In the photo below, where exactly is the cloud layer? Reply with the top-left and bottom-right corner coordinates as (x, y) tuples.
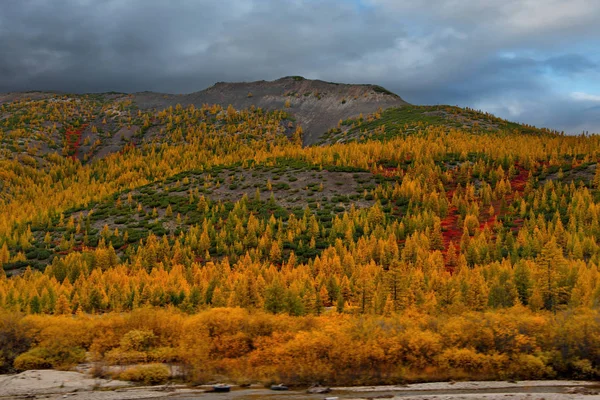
(1, 0), (599, 133)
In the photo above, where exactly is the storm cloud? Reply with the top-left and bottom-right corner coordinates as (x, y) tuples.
(1, 0), (599, 133)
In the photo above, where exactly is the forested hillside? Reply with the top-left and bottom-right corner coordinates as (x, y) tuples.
(1, 88), (600, 385)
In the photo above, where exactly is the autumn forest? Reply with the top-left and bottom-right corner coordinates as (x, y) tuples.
(1, 89), (600, 386)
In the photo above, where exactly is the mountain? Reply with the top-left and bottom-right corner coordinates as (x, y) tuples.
(130, 76), (409, 144)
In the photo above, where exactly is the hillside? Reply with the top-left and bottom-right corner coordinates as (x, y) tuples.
(0, 80), (552, 173)
(2, 79), (600, 386)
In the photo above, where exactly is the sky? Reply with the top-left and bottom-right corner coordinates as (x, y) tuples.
(1, 0), (599, 134)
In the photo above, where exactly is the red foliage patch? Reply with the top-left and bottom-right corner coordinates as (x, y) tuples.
(509, 163), (528, 194)
(440, 162), (533, 270)
(440, 206), (461, 247)
(376, 161), (537, 271)
(64, 124), (88, 160)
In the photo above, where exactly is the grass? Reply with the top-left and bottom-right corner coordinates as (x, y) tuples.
(372, 85), (397, 96)
(318, 105), (554, 145)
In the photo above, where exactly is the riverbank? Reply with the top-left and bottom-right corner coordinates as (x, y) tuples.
(1, 370), (599, 400)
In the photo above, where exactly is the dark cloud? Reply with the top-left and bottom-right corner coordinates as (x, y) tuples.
(0, 0), (599, 132)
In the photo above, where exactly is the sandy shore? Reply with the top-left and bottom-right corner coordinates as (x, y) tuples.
(1, 370), (599, 400)
(0, 370), (192, 400)
(335, 380), (600, 399)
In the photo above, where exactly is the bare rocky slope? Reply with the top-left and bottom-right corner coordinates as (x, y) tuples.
(131, 76), (409, 145)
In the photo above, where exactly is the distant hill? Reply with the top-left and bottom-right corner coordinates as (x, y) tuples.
(317, 105), (555, 145)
